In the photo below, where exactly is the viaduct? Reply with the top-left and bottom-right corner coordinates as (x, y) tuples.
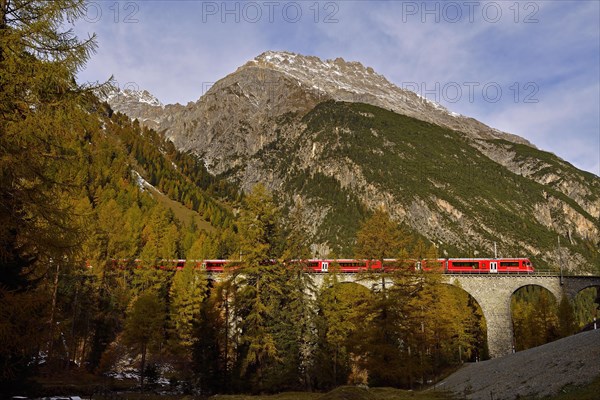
(308, 273), (600, 358)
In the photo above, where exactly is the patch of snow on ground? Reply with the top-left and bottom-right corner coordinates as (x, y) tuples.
(131, 170), (161, 194)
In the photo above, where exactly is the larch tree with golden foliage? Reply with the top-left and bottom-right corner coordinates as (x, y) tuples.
(0, 0), (105, 390)
(354, 207), (413, 386)
(122, 291), (166, 390)
(169, 263), (208, 357)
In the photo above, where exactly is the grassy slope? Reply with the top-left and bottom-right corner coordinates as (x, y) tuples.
(208, 386), (453, 400)
(147, 185), (215, 232)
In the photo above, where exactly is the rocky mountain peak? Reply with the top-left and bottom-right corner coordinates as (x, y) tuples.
(102, 87), (164, 108)
(236, 51), (532, 146)
(99, 86), (175, 131)
(250, 50), (381, 85)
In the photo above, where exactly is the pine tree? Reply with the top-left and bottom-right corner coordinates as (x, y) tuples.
(271, 201), (317, 390)
(193, 279), (232, 395)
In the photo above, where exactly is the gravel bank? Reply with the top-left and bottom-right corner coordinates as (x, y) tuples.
(434, 329), (600, 400)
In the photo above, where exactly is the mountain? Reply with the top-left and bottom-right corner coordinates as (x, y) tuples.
(105, 51), (600, 273)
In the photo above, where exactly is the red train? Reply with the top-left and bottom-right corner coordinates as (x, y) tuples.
(300, 258), (534, 274)
(128, 257), (534, 274)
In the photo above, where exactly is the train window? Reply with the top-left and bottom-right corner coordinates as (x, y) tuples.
(340, 262), (362, 267)
(453, 261), (479, 268)
(500, 262), (520, 267)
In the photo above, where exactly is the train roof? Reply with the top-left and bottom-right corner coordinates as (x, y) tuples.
(446, 258), (530, 260)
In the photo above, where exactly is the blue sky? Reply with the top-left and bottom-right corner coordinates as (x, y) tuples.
(74, 1), (600, 176)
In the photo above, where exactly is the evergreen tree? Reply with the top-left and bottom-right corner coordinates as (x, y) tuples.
(557, 296), (577, 338)
(354, 207), (413, 386)
(193, 279), (233, 395)
(122, 291), (166, 390)
(169, 263), (208, 355)
(269, 201), (317, 390)
(232, 184), (284, 392)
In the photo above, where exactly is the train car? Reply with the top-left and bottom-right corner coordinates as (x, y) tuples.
(417, 258), (447, 272)
(338, 259), (371, 272)
(304, 259), (361, 272)
(202, 259), (230, 272)
(446, 258), (534, 273)
(446, 258), (484, 273)
(305, 259), (379, 272)
(496, 258), (534, 273)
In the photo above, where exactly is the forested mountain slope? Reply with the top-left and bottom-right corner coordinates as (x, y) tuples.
(106, 52), (600, 273)
(79, 105), (239, 266)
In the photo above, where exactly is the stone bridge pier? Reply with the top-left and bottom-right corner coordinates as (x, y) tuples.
(443, 275), (564, 358)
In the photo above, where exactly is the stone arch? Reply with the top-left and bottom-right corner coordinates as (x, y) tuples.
(309, 273), (385, 292)
(570, 284), (600, 329)
(446, 279), (510, 358)
(510, 283), (561, 303)
(443, 275), (564, 358)
(562, 277), (600, 300)
(510, 284), (561, 351)
(440, 282), (489, 361)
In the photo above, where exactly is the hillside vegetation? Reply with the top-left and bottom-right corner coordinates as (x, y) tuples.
(246, 101), (599, 272)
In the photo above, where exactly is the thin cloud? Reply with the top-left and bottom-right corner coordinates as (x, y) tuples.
(74, 0), (599, 176)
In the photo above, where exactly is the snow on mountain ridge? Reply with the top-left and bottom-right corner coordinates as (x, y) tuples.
(98, 86), (164, 109)
(250, 50), (454, 116)
(242, 51), (531, 145)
